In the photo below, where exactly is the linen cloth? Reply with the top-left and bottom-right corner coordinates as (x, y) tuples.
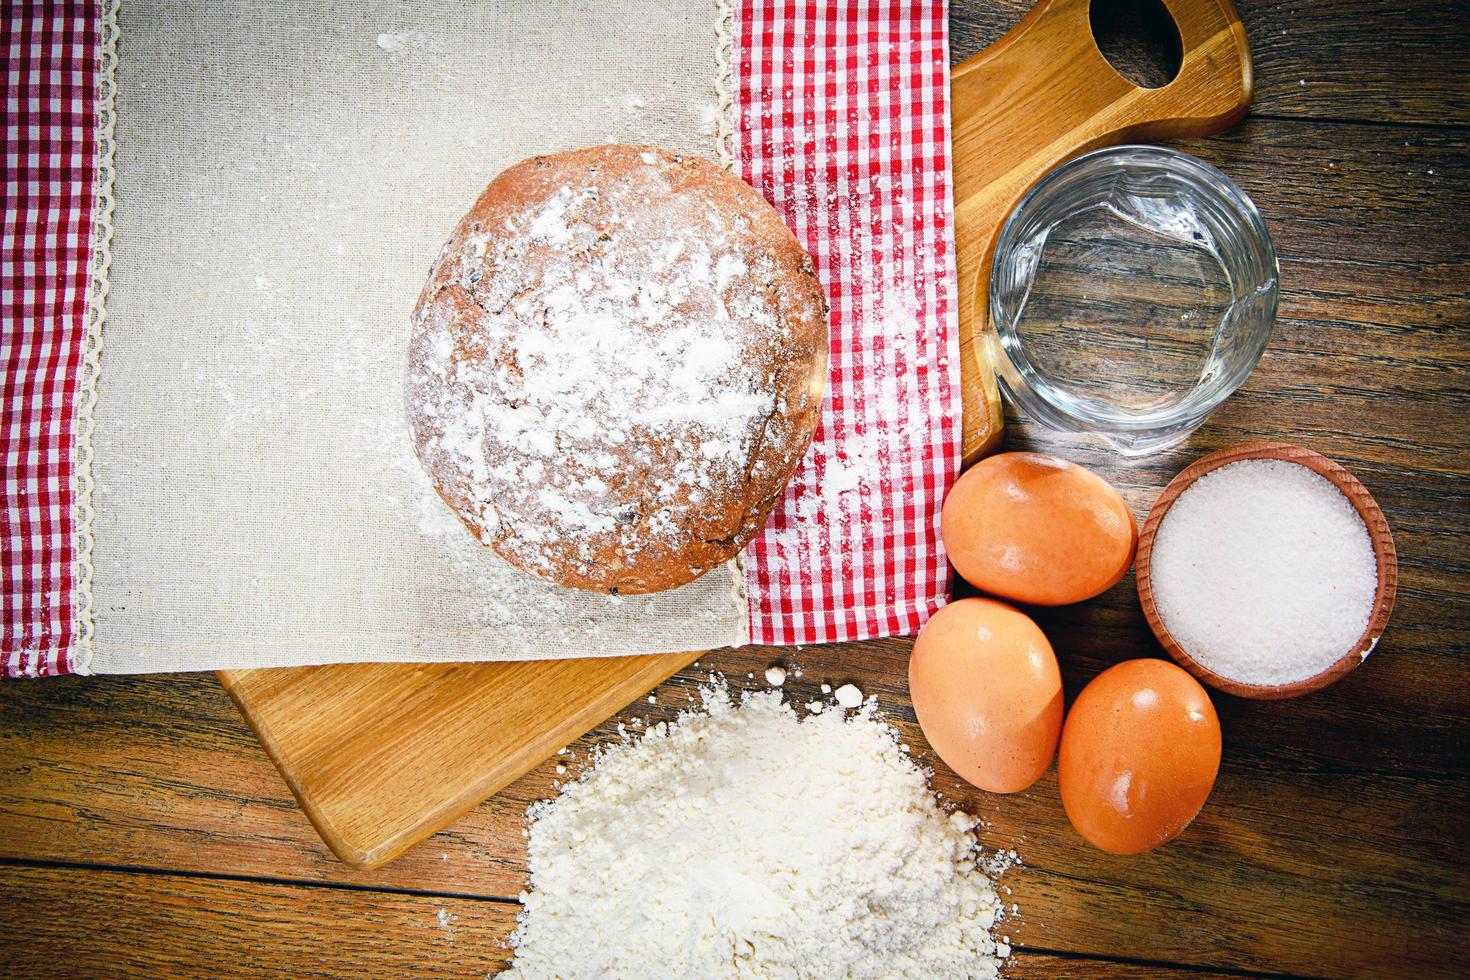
(1, 0), (962, 676)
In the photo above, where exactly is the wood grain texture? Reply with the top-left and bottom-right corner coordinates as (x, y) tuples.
(953, 0), (1470, 126)
(219, 651), (699, 868)
(6, 636), (1468, 976)
(0, 671), (542, 892)
(0, 865), (519, 978)
(0, 866), (1226, 980)
(1, 2), (1467, 976)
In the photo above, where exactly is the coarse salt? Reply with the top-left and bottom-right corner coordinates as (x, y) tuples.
(1149, 459), (1378, 686)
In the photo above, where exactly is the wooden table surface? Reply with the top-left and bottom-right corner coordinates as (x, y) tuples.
(4, 2), (1468, 977)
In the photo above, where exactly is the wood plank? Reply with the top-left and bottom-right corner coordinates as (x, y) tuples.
(219, 651), (699, 868)
(0, 864), (1242, 978)
(0, 865), (518, 978)
(952, 1), (1470, 126)
(1240, 1), (1470, 126)
(4, 633), (1468, 976)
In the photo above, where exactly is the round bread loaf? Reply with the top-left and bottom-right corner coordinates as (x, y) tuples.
(406, 145), (829, 594)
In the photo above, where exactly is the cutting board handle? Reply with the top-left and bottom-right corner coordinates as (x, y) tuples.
(951, 0), (1252, 462)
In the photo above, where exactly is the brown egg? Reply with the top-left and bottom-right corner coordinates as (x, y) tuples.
(941, 452), (1138, 605)
(909, 598), (1064, 793)
(1058, 659), (1222, 854)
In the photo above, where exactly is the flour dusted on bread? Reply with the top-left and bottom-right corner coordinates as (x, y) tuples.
(406, 146), (828, 593)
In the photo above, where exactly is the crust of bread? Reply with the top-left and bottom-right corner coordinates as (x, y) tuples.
(406, 145), (828, 594)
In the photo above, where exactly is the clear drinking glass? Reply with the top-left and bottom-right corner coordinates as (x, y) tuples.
(987, 146), (1279, 456)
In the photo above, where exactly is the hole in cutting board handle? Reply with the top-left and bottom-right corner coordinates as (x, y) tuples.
(1089, 0), (1184, 90)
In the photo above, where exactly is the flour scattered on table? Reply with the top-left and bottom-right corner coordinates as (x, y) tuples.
(435, 907), (458, 943)
(503, 682), (1010, 978)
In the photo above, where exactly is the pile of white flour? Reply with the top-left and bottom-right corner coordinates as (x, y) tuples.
(503, 684), (1010, 978)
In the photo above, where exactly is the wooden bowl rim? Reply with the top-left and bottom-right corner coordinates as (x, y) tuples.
(1135, 441), (1398, 700)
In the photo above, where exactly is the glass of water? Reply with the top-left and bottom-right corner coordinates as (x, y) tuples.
(987, 146), (1279, 456)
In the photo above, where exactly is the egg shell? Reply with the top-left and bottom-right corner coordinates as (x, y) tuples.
(942, 452), (1138, 606)
(1058, 658), (1222, 854)
(909, 598), (1064, 794)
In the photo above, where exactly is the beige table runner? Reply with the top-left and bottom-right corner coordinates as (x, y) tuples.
(86, 0), (747, 673)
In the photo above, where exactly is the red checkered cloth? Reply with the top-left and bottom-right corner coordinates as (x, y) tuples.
(740, 1), (962, 644)
(1, 1), (962, 674)
(1, 4), (98, 678)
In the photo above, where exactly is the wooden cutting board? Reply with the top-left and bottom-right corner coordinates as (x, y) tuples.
(220, 0), (1251, 870)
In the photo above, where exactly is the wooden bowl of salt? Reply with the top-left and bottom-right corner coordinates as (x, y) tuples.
(1136, 442), (1397, 700)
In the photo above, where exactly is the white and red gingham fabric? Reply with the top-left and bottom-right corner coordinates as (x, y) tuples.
(740, 1), (963, 645)
(1, 5), (98, 678)
(1, 1), (962, 674)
